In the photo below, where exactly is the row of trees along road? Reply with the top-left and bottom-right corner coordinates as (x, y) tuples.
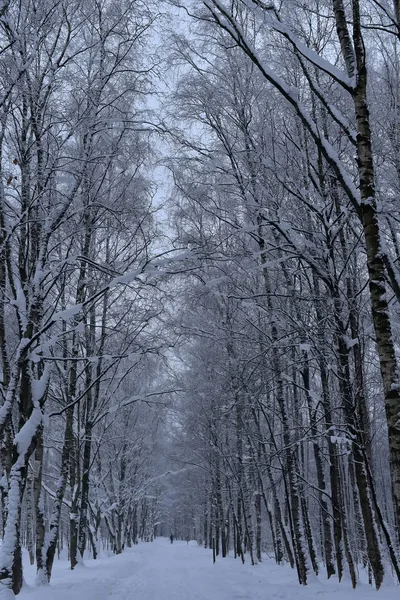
(4, 0), (400, 596)
(0, 0), (179, 596)
(161, 0), (400, 591)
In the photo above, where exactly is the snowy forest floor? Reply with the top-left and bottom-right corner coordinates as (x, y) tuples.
(16, 539), (399, 600)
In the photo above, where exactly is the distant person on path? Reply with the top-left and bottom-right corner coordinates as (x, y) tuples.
(170, 533), (174, 544)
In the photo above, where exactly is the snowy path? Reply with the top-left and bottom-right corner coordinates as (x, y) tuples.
(20, 538), (398, 600)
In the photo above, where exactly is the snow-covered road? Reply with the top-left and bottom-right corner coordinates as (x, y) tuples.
(19, 538), (399, 600)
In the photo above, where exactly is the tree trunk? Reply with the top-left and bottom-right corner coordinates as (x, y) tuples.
(69, 435), (80, 570)
(0, 429), (38, 594)
(255, 491), (262, 562)
(25, 466), (35, 566)
(77, 420), (92, 560)
(335, 302), (384, 588)
(41, 405), (74, 582)
(34, 430), (46, 582)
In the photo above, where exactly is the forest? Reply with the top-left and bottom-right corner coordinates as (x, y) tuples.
(1, 0), (400, 596)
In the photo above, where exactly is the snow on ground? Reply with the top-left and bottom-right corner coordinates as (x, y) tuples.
(17, 539), (399, 600)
